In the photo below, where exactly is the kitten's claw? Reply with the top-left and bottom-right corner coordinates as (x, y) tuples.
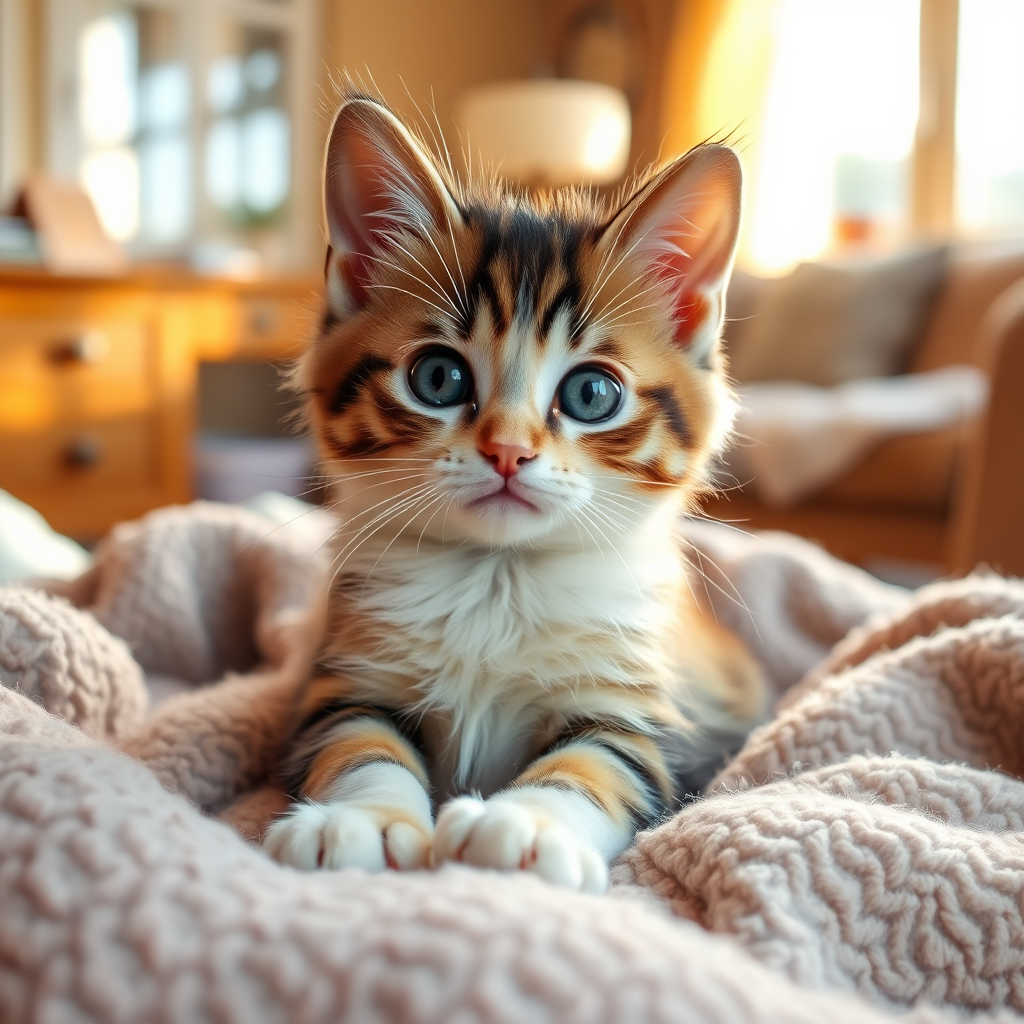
(263, 802), (431, 872)
(433, 796), (609, 893)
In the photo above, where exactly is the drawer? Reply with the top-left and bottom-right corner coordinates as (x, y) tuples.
(0, 317), (153, 432)
(0, 414), (157, 491)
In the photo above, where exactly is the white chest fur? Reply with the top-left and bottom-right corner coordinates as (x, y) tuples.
(327, 533), (684, 794)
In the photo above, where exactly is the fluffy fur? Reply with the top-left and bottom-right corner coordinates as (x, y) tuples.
(264, 90), (765, 892)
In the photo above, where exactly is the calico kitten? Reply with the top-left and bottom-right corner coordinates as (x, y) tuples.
(263, 91), (765, 892)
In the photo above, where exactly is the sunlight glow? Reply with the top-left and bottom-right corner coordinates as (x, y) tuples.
(748, 0), (920, 273)
(956, 0), (1024, 230)
(81, 148), (140, 241)
(79, 13), (136, 148)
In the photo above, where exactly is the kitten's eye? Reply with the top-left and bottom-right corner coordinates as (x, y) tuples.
(409, 349), (473, 407)
(558, 366), (622, 423)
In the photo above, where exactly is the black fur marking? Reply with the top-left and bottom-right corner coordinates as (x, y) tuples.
(640, 386), (691, 446)
(321, 307), (342, 334)
(540, 725), (670, 826)
(589, 738), (671, 811)
(328, 354), (393, 414)
(541, 277), (582, 339)
(329, 429), (394, 460)
(592, 338), (623, 360)
(376, 393), (433, 437)
(416, 319), (449, 339)
(477, 266), (507, 337)
(297, 699), (392, 737)
(297, 696), (425, 751)
(282, 698), (427, 798)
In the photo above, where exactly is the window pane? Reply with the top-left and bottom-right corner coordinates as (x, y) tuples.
(79, 12), (137, 148)
(242, 108), (290, 213)
(956, 0), (1024, 231)
(78, 5), (190, 247)
(141, 133), (190, 242)
(81, 148), (139, 241)
(206, 118), (243, 209)
(747, 0), (920, 272)
(204, 21), (291, 226)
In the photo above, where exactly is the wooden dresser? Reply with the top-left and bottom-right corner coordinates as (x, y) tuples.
(0, 268), (320, 540)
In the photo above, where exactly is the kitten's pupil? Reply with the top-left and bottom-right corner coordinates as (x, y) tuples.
(431, 365), (447, 391)
(582, 380), (606, 405)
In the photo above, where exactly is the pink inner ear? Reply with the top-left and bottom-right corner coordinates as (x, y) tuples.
(649, 248), (716, 349)
(327, 132), (398, 305)
(671, 290), (711, 348)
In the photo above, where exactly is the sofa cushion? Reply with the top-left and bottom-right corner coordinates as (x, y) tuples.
(817, 424), (964, 514)
(911, 239), (1024, 371)
(729, 246), (949, 386)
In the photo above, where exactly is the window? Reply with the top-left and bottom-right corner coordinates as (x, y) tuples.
(47, 0), (318, 270)
(747, 0), (920, 272)
(680, 0), (1024, 274)
(955, 0), (1024, 233)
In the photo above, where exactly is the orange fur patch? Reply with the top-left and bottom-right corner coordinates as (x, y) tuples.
(303, 719), (428, 799)
(517, 744), (648, 828)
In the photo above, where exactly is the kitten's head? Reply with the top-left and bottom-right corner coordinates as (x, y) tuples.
(298, 91), (742, 549)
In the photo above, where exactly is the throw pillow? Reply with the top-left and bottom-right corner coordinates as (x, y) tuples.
(729, 245), (950, 386)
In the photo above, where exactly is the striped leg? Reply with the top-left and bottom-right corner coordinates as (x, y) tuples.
(264, 681), (433, 872)
(433, 727), (671, 893)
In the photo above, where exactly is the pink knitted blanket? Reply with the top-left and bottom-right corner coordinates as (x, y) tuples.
(2, 501), (1022, 1023)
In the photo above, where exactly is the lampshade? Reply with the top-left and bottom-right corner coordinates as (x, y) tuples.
(454, 80), (631, 188)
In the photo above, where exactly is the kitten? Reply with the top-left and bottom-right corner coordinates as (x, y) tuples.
(263, 91), (765, 892)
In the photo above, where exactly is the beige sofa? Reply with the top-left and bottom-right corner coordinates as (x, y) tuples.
(704, 241), (1024, 577)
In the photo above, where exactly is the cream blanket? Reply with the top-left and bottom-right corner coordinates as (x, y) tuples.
(2, 501), (1023, 1023)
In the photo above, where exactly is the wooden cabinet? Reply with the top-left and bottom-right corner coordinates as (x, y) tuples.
(0, 268), (320, 539)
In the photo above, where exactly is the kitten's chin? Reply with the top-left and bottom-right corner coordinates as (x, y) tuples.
(440, 496), (559, 548)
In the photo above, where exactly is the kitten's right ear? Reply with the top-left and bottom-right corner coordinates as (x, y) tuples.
(323, 96), (462, 319)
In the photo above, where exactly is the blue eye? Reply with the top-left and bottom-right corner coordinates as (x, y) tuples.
(409, 349), (473, 407)
(558, 366), (622, 422)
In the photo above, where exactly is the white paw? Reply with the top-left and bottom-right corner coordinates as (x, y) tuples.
(263, 801), (432, 872)
(433, 796), (609, 893)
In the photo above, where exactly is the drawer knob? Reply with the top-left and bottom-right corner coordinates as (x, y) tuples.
(65, 436), (103, 469)
(54, 330), (110, 365)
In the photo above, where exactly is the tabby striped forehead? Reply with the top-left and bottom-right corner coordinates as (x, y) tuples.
(455, 203), (594, 341)
(306, 192), (728, 491)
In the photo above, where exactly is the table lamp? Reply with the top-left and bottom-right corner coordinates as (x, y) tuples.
(454, 79), (631, 189)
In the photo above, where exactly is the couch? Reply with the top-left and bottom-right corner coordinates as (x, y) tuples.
(703, 240), (1024, 577)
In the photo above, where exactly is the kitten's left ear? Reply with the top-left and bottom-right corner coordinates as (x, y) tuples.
(601, 144), (742, 362)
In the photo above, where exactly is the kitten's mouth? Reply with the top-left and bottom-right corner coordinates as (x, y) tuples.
(468, 482), (540, 514)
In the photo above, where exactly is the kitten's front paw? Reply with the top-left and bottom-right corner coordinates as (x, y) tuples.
(433, 797), (609, 893)
(263, 801), (431, 872)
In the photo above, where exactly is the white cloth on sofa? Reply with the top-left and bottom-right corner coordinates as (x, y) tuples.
(728, 365), (989, 507)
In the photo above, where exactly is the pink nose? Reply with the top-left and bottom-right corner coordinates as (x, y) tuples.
(479, 440), (536, 478)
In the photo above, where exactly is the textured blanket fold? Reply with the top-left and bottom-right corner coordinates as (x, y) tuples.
(2, 500), (1023, 1023)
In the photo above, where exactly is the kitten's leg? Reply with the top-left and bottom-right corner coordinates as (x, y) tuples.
(264, 690), (432, 872)
(433, 728), (669, 893)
